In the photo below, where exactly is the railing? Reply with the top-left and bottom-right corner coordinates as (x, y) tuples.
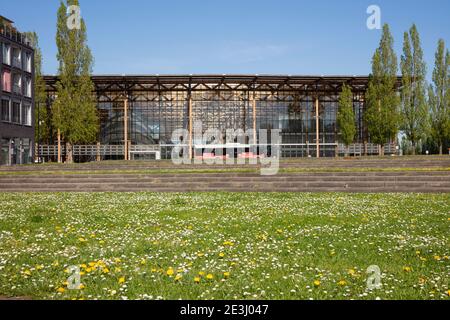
(337, 143), (397, 156)
(0, 25), (31, 46)
(37, 143), (398, 160)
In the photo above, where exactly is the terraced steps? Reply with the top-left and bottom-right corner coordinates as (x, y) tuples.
(0, 171), (449, 193)
(0, 158), (448, 193)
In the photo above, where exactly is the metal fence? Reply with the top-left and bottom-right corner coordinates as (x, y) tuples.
(38, 143), (398, 162)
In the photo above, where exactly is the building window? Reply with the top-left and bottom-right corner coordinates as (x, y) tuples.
(12, 73), (21, 95)
(2, 70), (11, 92)
(23, 104), (31, 126)
(12, 101), (20, 124)
(1, 99), (10, 122)
(24, 77), (31, 97)
(12, 47), (21, 69)
(25, 52), (32, 72)
(2, 43), (11, 65)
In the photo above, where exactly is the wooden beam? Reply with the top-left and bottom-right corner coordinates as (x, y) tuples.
(315, 96), (320, 158)
(252, 94), (257, 145)
(124, 98), (128, 161)
(188, 95), (193, 160)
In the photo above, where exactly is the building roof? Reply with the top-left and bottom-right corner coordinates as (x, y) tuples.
(0, 15), (14, 25)
(44, 74), (402, 94)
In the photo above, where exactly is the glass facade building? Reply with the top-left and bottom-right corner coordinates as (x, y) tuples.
(44, 75), (399, 159)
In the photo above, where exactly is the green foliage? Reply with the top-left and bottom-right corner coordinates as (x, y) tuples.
(428, 39), (450, 154)
(337, 84), (356, 148)
(400, 25), (428, 154)
(53, 0), (98, 148)
(365, 24), (400, 148)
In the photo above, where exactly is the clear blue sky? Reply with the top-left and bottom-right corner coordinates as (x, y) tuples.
(2, 0), (449, 77)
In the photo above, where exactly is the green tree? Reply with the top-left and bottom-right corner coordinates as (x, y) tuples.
(53, 0), (98, 163)
(337, 84), (356, 156)
(428, 39), (450, 155)
(400, 24), (428, 155)
(24, 32), (50, 145)
(365, 24), (400, 156)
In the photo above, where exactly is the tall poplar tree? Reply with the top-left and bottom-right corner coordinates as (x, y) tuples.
(428, 39), (450, 155)
(400, 25), (427, 155)
(53, 0), (98, 163)
(337, 84), (356, 157)
(365, 24), (400, 156)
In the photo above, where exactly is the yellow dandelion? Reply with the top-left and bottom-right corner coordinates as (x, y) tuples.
(199, 271), (206, 276)
(118, 277), (126, 284)
(36, 265), (44, 270)
(403, 266), (412, 272)
(114, 258), (121, 263)
(78, 238), (87, 243)
(57, 287), (65, 293)
(79, 284), (85, 290)
(140, 259), (147, 265)
(194, 277), (201, 283)
(447, 290), (450, 297)
(206, 274), (214, 280)
(85, 267), (93, 273)
(102, 268), (110, 274)
(219, 252), (225, 258)
(23, 269), (32, 276)
(80, 264), (87, 269)
(166, 268), (174, 276)
(433, 256), (441, 261)
(338, 280), (347, 286)
(348, 269), (356, 276)
(223, 272), (230, 279)
(313, 280), (321, 287)
(175, 274), (183, 281)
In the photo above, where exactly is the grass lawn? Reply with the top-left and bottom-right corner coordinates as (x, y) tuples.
(0, 192), (448, 300)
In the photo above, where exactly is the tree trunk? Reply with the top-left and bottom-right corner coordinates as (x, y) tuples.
(439, 144), (443, 156)
(345, 145), (349, 158)
(411, 142), (416, 156)
(57, 129), (61, 163)
(66, 142), (73, 164)
(379, 144), (385, 157)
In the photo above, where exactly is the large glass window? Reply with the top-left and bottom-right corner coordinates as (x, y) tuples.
(12, 101), (20, 123)
(12, 47), (21, 69)
(25, 52), (32, 72)
(2, 70), (11, 92)
(12, 73), (21, 95)
(2, 43), (11, 65)
(1, 99), (10, 122)
(24, 77), (31, 97)
(23, 104), (31, 126)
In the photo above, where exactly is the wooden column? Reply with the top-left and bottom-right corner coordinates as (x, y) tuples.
(57, 129), (61, 163)
(315, 96), (320, 158)
(252, 94), (257, 145)
(124, 98), (128, 161)
(188, 95), (193, 160)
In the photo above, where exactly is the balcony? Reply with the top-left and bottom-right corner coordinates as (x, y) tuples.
(0, 24), (31, 47)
